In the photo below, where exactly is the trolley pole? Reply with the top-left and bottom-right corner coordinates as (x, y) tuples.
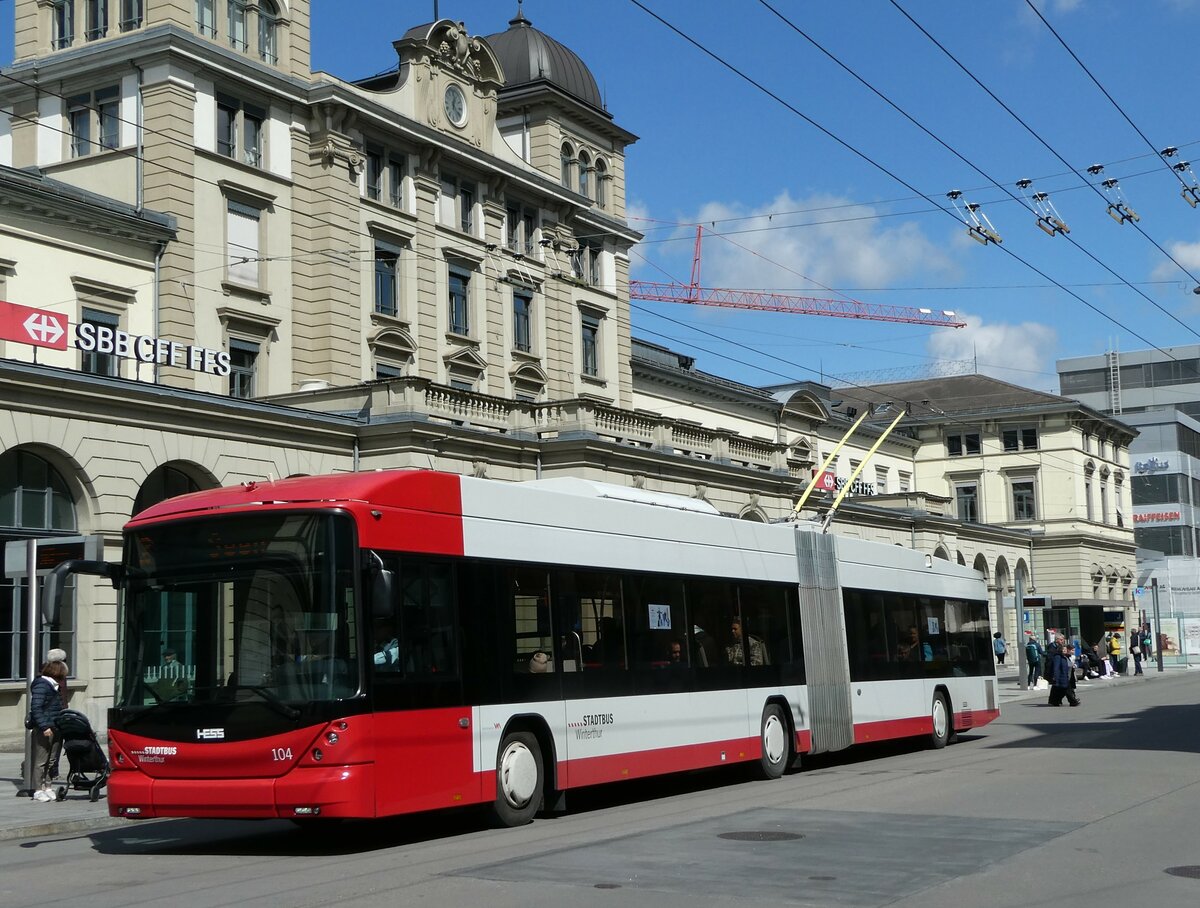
(1152, 578), (1164, 673)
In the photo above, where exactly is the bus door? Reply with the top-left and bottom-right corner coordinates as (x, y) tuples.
(370, 554), (476, 814)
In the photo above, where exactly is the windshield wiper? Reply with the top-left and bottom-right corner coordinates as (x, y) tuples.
(238, 685), (302, 720)
(121, 680), (191, 726)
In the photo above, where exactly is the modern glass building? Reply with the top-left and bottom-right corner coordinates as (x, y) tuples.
(1058, 347), (1200, 664)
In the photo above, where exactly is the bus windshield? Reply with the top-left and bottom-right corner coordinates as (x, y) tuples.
(117, 512), (359, 709)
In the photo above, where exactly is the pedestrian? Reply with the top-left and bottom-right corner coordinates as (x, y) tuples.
(1131, 628), (1144, 676)
(993, 631), (1007, 665)
(1108, 632), (1122, 675)
(27, 660), (68, 801)
(39, 648), (69, 783)
(1024, 632), (1044, 686)
(1047, 642), (1080, 707)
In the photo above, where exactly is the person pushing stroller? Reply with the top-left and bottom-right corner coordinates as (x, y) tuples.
(27, 660), (67, 801)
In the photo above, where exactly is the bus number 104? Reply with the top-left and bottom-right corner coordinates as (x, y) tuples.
(271, 747), (293, 762)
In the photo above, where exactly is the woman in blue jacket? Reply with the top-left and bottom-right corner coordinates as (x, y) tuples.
(28, 660), (67, 801)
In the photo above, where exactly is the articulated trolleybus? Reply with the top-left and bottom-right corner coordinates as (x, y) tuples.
(54, 470), (997, 826)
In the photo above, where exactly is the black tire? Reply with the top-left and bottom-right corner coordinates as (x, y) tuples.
(491, 731), (544, 827)
(755, 704), (790, 780)
(89, 784), (101, 803)
(930, 692), (951, 749)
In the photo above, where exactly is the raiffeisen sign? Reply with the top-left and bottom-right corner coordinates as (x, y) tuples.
(75, 323), (231, 376)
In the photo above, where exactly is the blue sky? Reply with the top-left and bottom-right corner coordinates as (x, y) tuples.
(6, 1), (1200, 393)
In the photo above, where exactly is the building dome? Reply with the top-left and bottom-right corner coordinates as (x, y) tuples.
(486, 6), (604, 111)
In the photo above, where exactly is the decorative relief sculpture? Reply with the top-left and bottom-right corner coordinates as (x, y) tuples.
(442, 21), (483, 77)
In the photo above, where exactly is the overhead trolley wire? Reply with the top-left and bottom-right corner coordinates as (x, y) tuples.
(887, 0), (1200, 299)
(627, 0), (1183, 363)
(1023, 0), (1193, 193)
(633, 301), (1120, 484)
(755, 0), (1200, 343)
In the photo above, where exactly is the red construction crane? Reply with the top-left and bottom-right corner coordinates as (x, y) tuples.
(629, 226), (966, 328)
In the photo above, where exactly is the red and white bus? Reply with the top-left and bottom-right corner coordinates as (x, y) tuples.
(54, 469), (998, 826)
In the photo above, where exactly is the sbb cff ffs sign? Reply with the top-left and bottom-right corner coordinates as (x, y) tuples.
(1, 300), (231, 375)
(0, 300), (68, 350)
(812, 471), (837, 493)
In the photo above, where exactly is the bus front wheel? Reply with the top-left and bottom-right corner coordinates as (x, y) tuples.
(756, 704), (789, 780)
(491, 731), (544, 827)
(930, 692), (952, 749)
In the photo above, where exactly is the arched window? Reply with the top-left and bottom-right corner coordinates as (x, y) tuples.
(594, 158), (607, 208)
(577, 150), (590, 199)
(133, 464), (203, 516)
(560, 143), (573, 188)
(0, 449), (78, 681)
(0, 449), (76, 532)
(259, 0), (279, 64)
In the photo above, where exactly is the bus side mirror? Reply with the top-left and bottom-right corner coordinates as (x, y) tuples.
(42, 560), (122, 625)
(371, 569), (396, 619)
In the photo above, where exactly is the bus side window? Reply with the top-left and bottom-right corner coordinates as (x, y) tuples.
(737, 581), (784, 667)
(684, 578), (735, 670)
(510, 566), (554, 673)
(625, 574), (685, 668)
(397, 557), (458, 676)
(551, 568), (627, 672)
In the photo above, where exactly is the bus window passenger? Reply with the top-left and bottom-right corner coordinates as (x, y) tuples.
(668, 640), (684, 664)
(726, 619), (767, 666)
(373, 620), (400, 670)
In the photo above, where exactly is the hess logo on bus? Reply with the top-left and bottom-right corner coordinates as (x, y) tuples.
(196, 728), (225, 740)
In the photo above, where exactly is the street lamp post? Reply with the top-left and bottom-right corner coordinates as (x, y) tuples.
(1016, 571), (1027, 690)
(1152, 578), (1164, 673)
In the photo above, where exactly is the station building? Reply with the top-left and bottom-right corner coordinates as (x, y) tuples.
(0, 2), (1135, 743)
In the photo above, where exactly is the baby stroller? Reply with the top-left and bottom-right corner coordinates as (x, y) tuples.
(51, 709), (109, 802)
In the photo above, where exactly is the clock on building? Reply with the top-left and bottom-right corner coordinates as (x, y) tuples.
(444, 83), (467, 127)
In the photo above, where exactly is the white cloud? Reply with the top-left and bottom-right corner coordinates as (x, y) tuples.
(665, 191), (955, 292)
(625, 198), (653, 233)
(1025, 0), (1084, 16)
(926, 312), (1058, 389)
(1152, 239), (1200, 282)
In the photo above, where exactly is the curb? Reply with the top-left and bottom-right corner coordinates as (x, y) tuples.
(0, 810), (130, 842)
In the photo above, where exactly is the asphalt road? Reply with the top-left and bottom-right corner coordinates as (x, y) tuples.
(2, 674), (1197, 908)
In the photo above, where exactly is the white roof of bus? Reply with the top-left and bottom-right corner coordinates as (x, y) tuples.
(517, 477), (721, 515)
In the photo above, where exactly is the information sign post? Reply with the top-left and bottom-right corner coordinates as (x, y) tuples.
(4, 535), (105, 796)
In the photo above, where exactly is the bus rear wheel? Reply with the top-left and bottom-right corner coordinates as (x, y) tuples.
(930, 692), (952, 749)
(756, 704), (789, 780)
(491, 731), (543, 827)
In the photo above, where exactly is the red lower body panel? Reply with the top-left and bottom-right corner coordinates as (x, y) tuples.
(852, 708), (1000, 745)
(108, 764), (378, 819)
